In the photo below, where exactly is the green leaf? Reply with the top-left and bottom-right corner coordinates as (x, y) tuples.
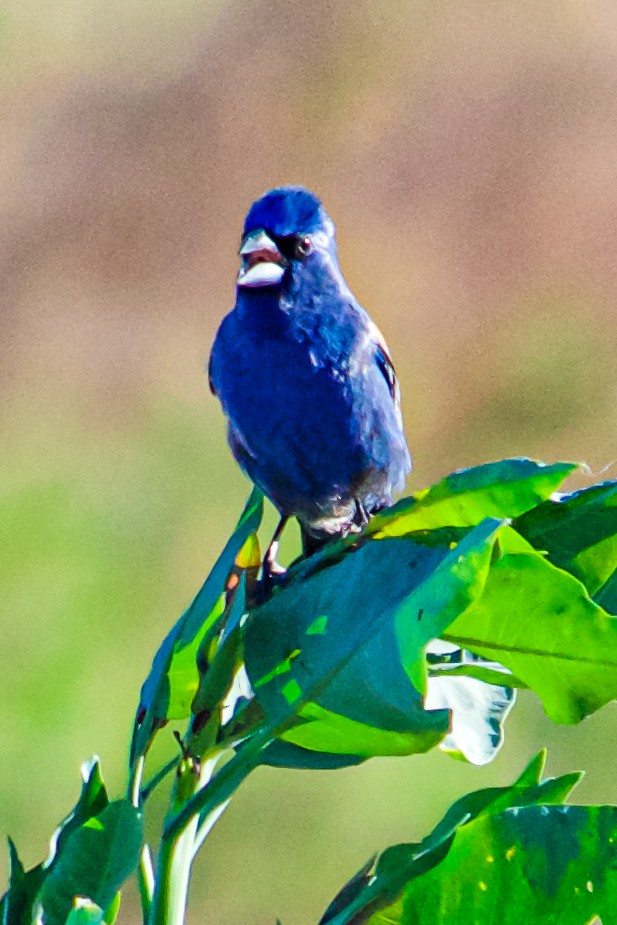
(102, 891), (121, 925)
(36, 802), (143, 925)
(410, 749), (580, 862)
(320, 752), (583, 925)
(443, 527), (617, 723)
(188, 574), (248, 749)
(369, 459), (577, 537)
(130, 488), (263, 765)
(515, 480), (617, 594)
(0, 838), (45, 925)
(244, 519), (503, 759)
(319, 858), (376, 925)
(63, 896), (120, 925)
(428, 662), (528, 689)
(399, 805), (617, 925)
(6, 840), (24, 884)
(47, 758), (109, 869)
(259, 740), (364, 770)
(64, 899), (105, 925)
(280, 702), (448, 759)
(1, 760), (108, 925)
(595, 568), (617, 614)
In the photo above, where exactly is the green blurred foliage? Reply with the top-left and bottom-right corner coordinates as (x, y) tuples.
(1, 0), (617, 922)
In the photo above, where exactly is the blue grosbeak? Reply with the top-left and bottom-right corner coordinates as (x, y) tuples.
(209, 186), (411, 574)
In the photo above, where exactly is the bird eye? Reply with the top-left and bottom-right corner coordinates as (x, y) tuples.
(295, 235), (312, 259)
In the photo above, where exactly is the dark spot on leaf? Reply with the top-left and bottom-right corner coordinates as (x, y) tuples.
(192, 708), (212, 735)
(197, 651), (210, 673)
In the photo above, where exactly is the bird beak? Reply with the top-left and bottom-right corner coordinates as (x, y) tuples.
(237, 230), (288, 288)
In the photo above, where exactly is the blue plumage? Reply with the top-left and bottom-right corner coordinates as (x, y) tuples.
(209, 186), (411, 551)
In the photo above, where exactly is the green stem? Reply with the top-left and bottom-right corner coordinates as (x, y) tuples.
(130, 754), (153, 924)
(148, 753), (221, 925)
(164, 728), (273, 841)
(149, 818), (197, 925)
(137, 845), (155, 923)
(129, 754), (146, 807)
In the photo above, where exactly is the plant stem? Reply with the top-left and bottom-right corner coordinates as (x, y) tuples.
(129, 754), (146, 807)
(130, 754), (154, 924)
(148, 754), (220, 925)
(164, 727), (272, 841)
(138, 845), (155, 924)
(149, 819), (197, 925)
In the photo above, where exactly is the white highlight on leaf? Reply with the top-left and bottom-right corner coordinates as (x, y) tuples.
(425, 640), (515, 766)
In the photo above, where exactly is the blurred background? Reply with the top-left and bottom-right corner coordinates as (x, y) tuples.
(1, 0), (617, 922)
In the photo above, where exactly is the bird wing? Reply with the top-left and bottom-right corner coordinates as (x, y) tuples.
(367, 319), (400, 404)
(207, 350), (217, 395)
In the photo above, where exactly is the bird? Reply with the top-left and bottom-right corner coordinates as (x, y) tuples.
(208, 185), (411, 583)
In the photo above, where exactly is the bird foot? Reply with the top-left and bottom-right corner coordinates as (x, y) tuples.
(256, 560), (286, 604)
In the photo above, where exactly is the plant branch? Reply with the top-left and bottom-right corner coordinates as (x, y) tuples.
(148, 744), (224, 925)
(163, 727), (273, 841)
(129, 754), (146, 808)
(138, 844), (155, 924)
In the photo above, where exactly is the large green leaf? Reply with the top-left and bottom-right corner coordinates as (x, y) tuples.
(130, 488), (263, 765)
(244, 519), (503, 759)
(35, 801), (143, 925)
(320, 751), (583, 925)
(283, 459), (577, 588)
(402, 804), (617, 925)
(515, 480), (617, 595)
(369, 458), (577, 536)
(443, 528), (617, 723)
(164, 517), (507, 844)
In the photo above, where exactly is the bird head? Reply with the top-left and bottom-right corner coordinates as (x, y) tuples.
(236, 186), (335, 289)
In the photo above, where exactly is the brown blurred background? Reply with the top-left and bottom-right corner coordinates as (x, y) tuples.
(1, 1), (617, 922)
